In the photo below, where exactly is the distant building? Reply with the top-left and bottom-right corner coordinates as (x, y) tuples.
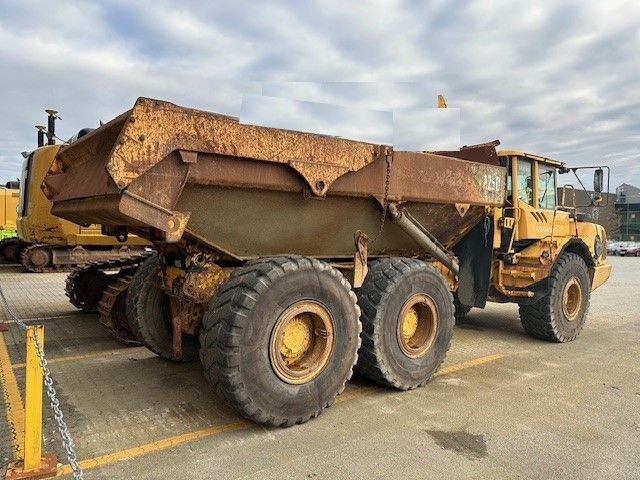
(615, 184), (640, 241)
(556, 187), (620, 237)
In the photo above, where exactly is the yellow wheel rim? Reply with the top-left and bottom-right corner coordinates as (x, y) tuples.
(269, 300), (334, 384)
(396, 294), (439, 359)
(562, 277), (582, 321)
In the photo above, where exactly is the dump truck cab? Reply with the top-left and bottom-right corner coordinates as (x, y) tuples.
(486, 150), (611, 340)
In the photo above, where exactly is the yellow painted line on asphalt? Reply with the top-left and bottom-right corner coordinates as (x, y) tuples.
(55, 421), (251, 477)
(54, 352), (504, 477)
(336, 386), (378, 403)
(11, 346), (145, 369)
(337, 353), (505, 403)
(0, 331), (25, 457)
(435, 353), (505, 376)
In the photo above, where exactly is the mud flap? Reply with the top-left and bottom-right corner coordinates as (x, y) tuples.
(453, 216), (494, 308)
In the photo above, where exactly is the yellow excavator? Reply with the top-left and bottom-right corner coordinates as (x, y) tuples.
(0, 111), (151, 324)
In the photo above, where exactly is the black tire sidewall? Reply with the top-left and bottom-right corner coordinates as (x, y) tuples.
(550, 255), (590, 336)
(126, 254), (158, 339)
(135, 255), (198, 361)
(374, 267), (454, 387)
(222, 266), (360, 421)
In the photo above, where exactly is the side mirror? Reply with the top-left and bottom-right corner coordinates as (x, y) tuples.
(594, 168), (604, 193)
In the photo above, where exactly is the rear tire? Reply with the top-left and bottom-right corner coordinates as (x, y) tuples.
(125, 254), (158, 340)
(355, 258), (454, 390)
(519, 252), (590, 342)
(199, 256), (361, 427)
(132, 254), (198, 362)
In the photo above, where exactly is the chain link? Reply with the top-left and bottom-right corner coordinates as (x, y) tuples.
(0, 282), (84, 479)
(369, 154), (393, 245)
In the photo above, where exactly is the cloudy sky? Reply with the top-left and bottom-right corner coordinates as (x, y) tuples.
(0, 0), (638, 190)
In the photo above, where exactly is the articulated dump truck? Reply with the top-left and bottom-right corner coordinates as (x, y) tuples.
(43, 98), (611, 426)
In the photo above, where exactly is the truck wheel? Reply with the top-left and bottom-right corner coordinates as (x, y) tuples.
(519, 252), (590, 342)
(125, 253), (158, 340)
(133, 255), (198, 362)
(200, 256), (361, 427)
(453, 294), (472, 322)
(355, 258), (454, 390)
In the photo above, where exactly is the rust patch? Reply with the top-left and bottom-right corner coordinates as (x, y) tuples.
(106, 97), (389, 196)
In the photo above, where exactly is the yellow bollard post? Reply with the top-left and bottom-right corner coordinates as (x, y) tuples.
(5, 325), (57, 480)
(23, 325), (44, 471)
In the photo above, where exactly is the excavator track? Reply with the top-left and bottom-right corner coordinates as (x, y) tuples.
(98, 275), (140, 345)
(19, 244), (68, 273)
(0, 237), (22, 263)
(65, 251), (154, 313)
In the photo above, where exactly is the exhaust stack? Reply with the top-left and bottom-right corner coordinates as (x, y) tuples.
(45, 109), (60, 145)
(35, 125), (46, 147)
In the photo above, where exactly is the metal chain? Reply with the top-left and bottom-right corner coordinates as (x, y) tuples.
(0, 282), (84, 479)
(0, 361), (20, 453)
(369, 154), (393, 245)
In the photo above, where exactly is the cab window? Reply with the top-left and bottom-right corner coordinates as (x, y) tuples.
(517, 158), (533, 205)
(538, 164), (557, 209)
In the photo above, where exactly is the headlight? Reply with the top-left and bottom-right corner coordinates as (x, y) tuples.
(594, 235), (603, 258)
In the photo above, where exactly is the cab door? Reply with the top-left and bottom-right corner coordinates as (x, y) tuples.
(515, 158), (570, 241)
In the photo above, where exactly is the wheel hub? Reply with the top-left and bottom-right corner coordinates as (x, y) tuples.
(397, 294), (439, 359)
(280, 315), (314, 360)
(270, 300), (334, 384)
(29, 248), (51, 268)
(562, 277), (582, 321)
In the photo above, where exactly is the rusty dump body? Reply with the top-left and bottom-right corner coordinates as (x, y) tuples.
(43, 97), (505, 261)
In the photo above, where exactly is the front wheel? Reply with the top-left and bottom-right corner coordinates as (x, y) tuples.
(519, 252), (591, 342)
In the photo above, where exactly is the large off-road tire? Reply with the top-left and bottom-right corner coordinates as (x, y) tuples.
(0, 237), (23, 263)
(355, 258), (455, 390)
(200, 256), (361, 427)
(519, 252), (591, 342)
(131, 254), (199, 362)
(125, 254), (158, 341)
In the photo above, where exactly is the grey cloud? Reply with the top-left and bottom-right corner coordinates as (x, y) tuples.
(0, 0), (638, 192)
(240, 94), (394, 144)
